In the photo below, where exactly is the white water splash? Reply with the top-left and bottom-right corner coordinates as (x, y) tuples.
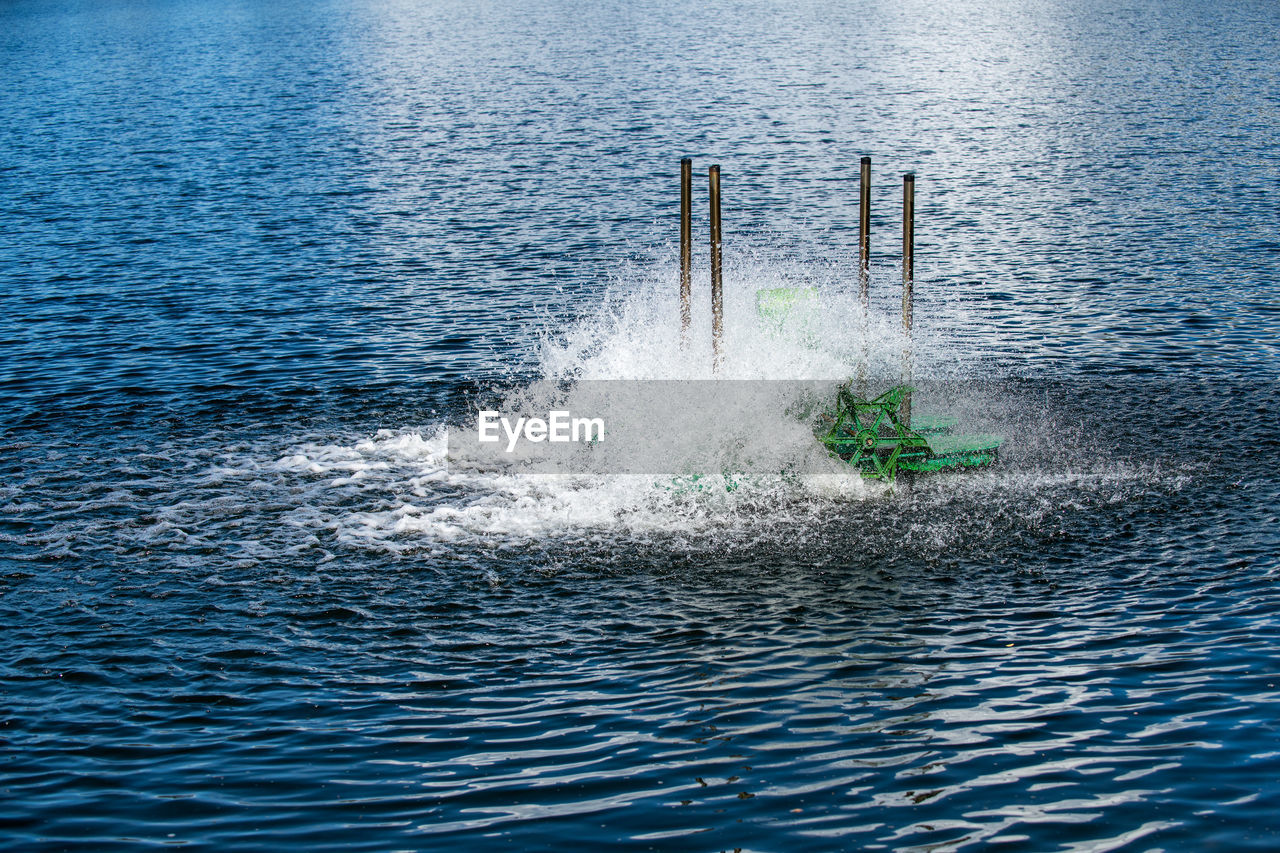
(256, 252), (1184, 550)
(261, 252), (1017, 547)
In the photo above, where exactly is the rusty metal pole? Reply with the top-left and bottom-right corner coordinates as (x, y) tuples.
(859, 156), (871, 306)
(901, 172), (915, 425)
(709, 164), (723, 372)
(680, 158), (692, 342)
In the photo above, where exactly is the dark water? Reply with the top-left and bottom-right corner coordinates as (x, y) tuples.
(3, 0), (1280, 850)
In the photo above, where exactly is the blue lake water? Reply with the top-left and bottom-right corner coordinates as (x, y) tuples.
(2, 0), (1280, 849)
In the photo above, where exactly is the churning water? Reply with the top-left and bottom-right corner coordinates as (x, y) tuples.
(2, 0), (1280, 849)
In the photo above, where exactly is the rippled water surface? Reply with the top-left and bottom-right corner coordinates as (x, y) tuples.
(3, 0), (1280, 850)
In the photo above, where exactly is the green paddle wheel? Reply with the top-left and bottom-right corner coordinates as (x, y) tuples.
(818, 383), (1002, 482)
(755, 285), (1004, 482)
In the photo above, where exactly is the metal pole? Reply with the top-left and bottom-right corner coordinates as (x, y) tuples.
(902, 172), (914, 332)
(859, 156), (871, 305)
(901, 172), (915, 425)
(855, 156), (872, 392)
(680, 158), (692, 341)
(709, 164), (723, 372)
